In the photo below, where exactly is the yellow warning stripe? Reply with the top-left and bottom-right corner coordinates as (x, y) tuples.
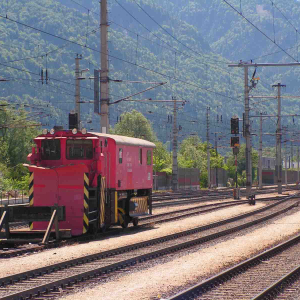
(84, 187), (89, 199)
(84, 173), (89, 185)
(29, 172), (34, 207)
(84, 200), (88, 209)
(29, 186), (34, 197)
(83, 214), (89, 225)
(83, 173), (89, 234)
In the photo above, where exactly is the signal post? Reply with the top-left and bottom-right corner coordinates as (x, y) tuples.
(231, 116), (240, 199)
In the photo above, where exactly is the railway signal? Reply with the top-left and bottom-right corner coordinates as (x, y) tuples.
(231, 117), (239, 134)
(230, 136), (240, 148)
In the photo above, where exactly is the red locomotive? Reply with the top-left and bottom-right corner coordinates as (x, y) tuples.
(25, 127), (155, 236)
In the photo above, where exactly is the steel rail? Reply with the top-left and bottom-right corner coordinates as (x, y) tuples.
(152, 195), (289, 208)
(168, 207), (300, 300)
(0, 200), (244, 258)
(251, 265), (300, 300)
(0, 194), (293, 258)
(0, 197), (297, 299)
(141, 201), (247, 226)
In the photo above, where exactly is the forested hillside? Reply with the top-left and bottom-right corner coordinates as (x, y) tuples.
(0, 0), (299, 148)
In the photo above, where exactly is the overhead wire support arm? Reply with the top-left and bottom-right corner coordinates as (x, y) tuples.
(109, 82), (167, 105)
(123, 99), (186, 103)
(110, 80), (167, 84)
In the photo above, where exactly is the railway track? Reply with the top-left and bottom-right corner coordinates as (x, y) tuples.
(152, 185), (298, 202)
(0, 199), (247, 258)
(0, 195), (287, 258)
(0, 196), (298, 300)
(168, 230), (300, 300)
(152, 194), (289, 208)
(141, 200), (247, 224)
(152, 186), (297, 207)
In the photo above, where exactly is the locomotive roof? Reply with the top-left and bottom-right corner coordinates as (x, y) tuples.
(89, 132), (156, 148)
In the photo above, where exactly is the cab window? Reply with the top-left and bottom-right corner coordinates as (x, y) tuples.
(66, 139), (93, 160)
(119, 148), (123, 164)
(41, 139), (61, 160)
(139, 148), (142, 164)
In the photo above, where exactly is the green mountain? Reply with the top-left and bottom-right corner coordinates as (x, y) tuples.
(0, 0), (299, 150)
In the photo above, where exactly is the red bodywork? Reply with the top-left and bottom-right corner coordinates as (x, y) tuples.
(26, 131), (155, 235)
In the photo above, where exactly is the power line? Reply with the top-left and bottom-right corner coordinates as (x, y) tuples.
(68, 0), (98, 14)
(115, 0), (229, 66)
(0, 24), (101, 65)
(222, 0), (298, 62)
(0, 14), (243, 103)
(110, 20), (245, 80)
(270, 0), (298, 33)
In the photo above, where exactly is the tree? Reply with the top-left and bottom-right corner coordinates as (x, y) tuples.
(112, 110), (171, 172)
(0, 101), (39, 183)
(178, 135), (225, 188)
(153, 142), (171, 172)
(112, 110), (157, 142)
(225, 144), (259, 183)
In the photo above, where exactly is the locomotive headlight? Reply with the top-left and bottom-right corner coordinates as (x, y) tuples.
(72, 128), (78, 135)
(82, 128), (87, 134)
(50, 128), (55, 135)
(42, 129), (48, 135)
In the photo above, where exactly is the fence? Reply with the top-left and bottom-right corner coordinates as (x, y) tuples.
(0, 189), (28, 205)
(261, 169), (300, 185)
(153, 168), (200, 190)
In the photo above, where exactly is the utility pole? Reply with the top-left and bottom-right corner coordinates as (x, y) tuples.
(259, 113), (263, 189)
(297, 141), (300, 182)
(172, 96), (178, 191)
(75, 54), (82, 128)
(215, 132), (218, 188)
(273, 83), (285, 194)
(243, 66), (251, 198)
(291, 140), (294, 169)
(100, 0), (109, 133)
(207, 107), (211, 189)
(229, 62), (300, 196)
(284, 127), (288, 187)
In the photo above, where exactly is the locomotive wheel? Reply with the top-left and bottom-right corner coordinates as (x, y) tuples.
(132, 218), (139, 227)
(120, 214), (129, 228)
(100, 224), (106, 233)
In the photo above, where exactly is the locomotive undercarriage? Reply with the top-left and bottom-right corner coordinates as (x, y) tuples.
(86, 176), (152, 232)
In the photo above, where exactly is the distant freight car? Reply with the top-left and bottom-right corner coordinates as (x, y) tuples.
(25, 128), (155, 236)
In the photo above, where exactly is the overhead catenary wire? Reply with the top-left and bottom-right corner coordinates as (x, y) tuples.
(0, 24), (243, 105)
(222, 0), (298, 62)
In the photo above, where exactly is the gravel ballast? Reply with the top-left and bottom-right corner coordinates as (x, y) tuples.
(60, 208), (300, 300)
(0, 200), (267, 277)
